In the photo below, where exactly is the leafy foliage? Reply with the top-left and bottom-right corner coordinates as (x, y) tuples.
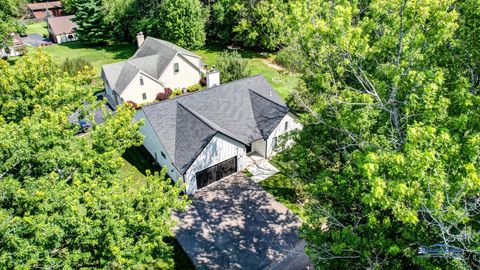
(0, 51), (188, 268)
(73, 0), (111, 44)
(278, 0), (480, 268)
(0, 0), (25, 49)
(61, 57), (94, 82)
(215, 50), (251, 83)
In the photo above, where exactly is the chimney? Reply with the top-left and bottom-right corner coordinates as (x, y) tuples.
(206, 66), (220, 88)
(136, 32), (145, 48)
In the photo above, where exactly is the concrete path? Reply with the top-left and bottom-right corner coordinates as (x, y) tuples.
(245, 153), (279, 182)
(173, 173), (312, 270)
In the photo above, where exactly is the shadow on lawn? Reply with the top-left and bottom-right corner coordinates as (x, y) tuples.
(122, 145), (162, 176)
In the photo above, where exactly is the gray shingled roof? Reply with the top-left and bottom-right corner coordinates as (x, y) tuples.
(101, 37), (200, 96)
(141, 75), (288, 174)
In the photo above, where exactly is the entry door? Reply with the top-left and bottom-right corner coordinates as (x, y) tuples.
(196, 157), (237, 190)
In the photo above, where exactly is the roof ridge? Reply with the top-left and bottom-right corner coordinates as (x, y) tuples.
(248, 88), (288, 110)
(141, 75), (266, 109)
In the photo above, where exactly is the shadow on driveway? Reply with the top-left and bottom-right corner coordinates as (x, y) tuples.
(173, 173), (312, 270)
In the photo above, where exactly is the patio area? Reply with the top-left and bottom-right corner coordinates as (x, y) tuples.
(245, 152), (279, 182)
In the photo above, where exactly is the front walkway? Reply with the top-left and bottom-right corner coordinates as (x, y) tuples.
(245, 152), (279, 182)
(173, 173), (312, 270)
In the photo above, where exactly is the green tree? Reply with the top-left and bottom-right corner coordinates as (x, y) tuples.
(73, 0), (111, 44)
(0, 0), (25, 50)
(0, 51), (188, 268)
(278, 0), (480, 268)
(215, 50), (251, 83)
(142, 0), (207, 49)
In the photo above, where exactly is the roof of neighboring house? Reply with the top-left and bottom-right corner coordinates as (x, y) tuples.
(47, 15), (78, 36)
(141, 75), (288, 174)
(101, 37), (201, 96)
(27, 1), (62, 11)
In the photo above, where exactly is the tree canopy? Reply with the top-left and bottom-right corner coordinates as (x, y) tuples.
(277, 0), (480, 268)
(0, 51), (188, 268)
(215, 50), (251, 83)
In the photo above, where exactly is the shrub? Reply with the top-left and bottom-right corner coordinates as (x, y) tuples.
(61, 57), (94, 78)
(199, 77), (206, 86)
(215, 50), (251, 83)
(187, 83), (201, 92)
(170, 88), (183, 98)
(156, 88), (172, 101)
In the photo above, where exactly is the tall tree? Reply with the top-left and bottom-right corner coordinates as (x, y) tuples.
(0, 51), (188, 268)
(278, 0), (480, 268)
(215, 50), (251, 83)
(73, 0), (111, 44)
(0, 0), (25, 49)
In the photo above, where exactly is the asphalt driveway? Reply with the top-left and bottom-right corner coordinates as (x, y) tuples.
(173, 173), (312, 270)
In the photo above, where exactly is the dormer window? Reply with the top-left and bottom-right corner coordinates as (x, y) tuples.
(173, 63), (179, 74)
(140, 76), (144, 86)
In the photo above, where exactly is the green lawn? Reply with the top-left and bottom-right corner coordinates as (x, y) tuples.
(194, 45), (297, 99)
(258, 159), (305, 219)
(25, 21), (49, 37)
(35, 42), (295, 99)
(40, 41), (137, 77)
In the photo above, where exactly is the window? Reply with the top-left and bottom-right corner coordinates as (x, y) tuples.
(272, 137), (278, 150)
(284, 121), (289, 131)
(142, 93), (147, 100)
(140, 76), (144, 86)
(161, 151), (166, 159)
(154, 152), (158, 161)
(173, 63), (179, 74)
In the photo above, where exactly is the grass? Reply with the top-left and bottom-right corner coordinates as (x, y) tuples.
(259, 159), (305, 219)
(194, 44), (297, 99)
(119, 146), (194, 269)
(25, 21), (49, 37)
(40, 41), (137, 77)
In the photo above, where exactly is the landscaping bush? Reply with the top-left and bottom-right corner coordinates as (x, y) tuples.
(156, 88), (172, 101)
(215, 50), (251, 83)
(199, 77), (206, 86)
(187, 83), (201, 92)
(61, 57), (94, 78)
(170, 88), (183, 98)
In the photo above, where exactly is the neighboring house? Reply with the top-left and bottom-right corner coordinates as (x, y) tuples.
(136, 75), (301, 194)
(1, 33), (25, 58)
(47, 15), (78, 44)
(101, 34), (204, 107)
(27, 1), (63, 19)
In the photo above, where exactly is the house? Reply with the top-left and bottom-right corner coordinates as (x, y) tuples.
(136, 75), (301, 194)
(101, 34), (204, 107)
(47, 15), (78, 44)
(27, 1), (63, 19)
(0, 33), (25, 58)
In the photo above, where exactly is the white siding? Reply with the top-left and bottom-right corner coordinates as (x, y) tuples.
(266, 112), (302, 158)
(252, 139), (267, 157)
(158, 54), (201, 90)
(121, 72), (164, 105)
(135, 110), (181, 182)
(55, 33), (78, 44)
(182, 54), (202, 70)
(184, 134), (246, 194)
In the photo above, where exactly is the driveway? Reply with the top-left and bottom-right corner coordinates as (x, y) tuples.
(173, 173), (312, 270)
(20, 33), (51, 47)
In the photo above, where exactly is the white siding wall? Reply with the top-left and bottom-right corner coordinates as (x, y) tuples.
(135, 110), (181, 182)
(266, 112), (302, 158)
(55, 33), (78, 44)
(182, 54), (202, 70)
(252, 139), (267, 157)
(184, 134), (246, 194)
(121, 72), (164, 105)
(159, 54), (201, 90)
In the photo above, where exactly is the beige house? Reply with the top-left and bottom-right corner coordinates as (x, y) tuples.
(101, 34), (204, 107)
(47, 15), (78, 44)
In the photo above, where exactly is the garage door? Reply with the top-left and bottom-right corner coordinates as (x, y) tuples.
(196, 157), (237, 190)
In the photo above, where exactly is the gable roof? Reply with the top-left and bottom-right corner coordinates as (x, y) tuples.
(141, 75), (288, 174)
(27, 1), (62, 11)
(101, 37), (201, 96)
(47, 15), (78, 36)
